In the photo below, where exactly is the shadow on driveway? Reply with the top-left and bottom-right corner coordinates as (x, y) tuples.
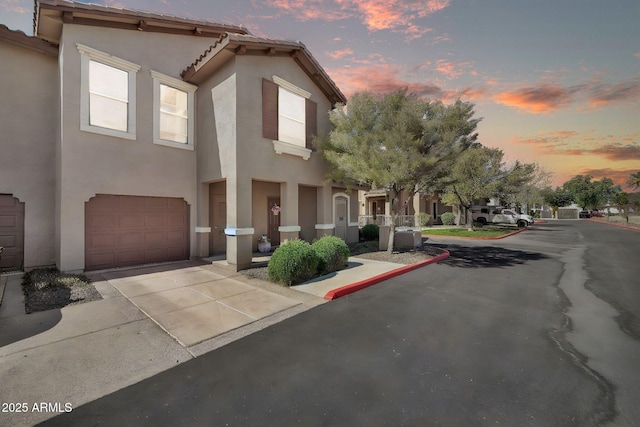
(430, 244), (549, 269)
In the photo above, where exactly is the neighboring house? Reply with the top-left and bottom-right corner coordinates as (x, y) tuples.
(358, 190), (452, 227)
(0, 0), (358, 273)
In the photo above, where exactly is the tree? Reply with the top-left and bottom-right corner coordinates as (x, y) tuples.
(541, 186), (573, 217)
(318, 90), (480, 252)
(500, 163), (553, 211)
(441, 146), (503, 227)
(627, 172), (640, 191)
(562, 175), (620, 210)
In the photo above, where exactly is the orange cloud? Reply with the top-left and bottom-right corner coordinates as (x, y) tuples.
(494, 84), (581, 113)
(579, 168), (639, 188)
(326, 48), (354, 59)
(328, 63), (441, 98)
(435, 59), (475, 80)
(266, 0), (450, 40)
(588, 78), (640, 108)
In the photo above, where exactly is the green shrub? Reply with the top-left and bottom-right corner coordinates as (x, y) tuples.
(360, 224), (379, 241)
(441, 212), (456, 225)
(417, 212), (431, 226)
(312, 236), (350, 275)
(268, 239), (319, 286)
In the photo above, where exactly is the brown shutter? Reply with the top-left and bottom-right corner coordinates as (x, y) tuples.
(262, 78), (278, 140)
(305, 98), (317, 150)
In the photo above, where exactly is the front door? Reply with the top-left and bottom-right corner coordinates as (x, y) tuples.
(210, 194), (226, 254)
(267, 197), (280, 246)
(334, 196), (347, 240)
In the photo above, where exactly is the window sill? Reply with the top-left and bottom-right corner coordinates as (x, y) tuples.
(81, 124), (136, 141)
(272, 140), (311, 160)
(154, 139), (194, 151)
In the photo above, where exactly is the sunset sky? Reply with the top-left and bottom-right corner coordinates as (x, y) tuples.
(2, 0), (639, 188)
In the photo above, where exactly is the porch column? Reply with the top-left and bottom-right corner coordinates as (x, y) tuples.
(315, 184), (334, 239)
(195, 182), (210, 257)
(279, 183), (301, 243)
(225, 176), (253, 271)
(413, 193), (421, 227)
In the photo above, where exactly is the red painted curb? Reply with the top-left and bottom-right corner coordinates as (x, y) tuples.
(586, 219), (640, 232)
(422, 226), (527, 241)
(323, 250), (450, 301)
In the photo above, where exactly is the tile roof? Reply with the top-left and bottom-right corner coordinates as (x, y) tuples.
(0, 24), (58, 56)
(182, 33), (347, 105)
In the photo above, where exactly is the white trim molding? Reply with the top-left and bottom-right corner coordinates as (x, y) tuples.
(151, 70), (197, 151)
(273, 140), (311, 160)
(77, 43), (140, 141)
(195, 227), (211, 233)
(278, 225), (301, 232)
(272, 75), (311, 98)
(315, 223), (335, 230)
(224, 227), (255, 236)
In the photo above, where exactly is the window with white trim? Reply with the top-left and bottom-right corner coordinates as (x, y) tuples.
(77, 44), (140, 140)
(151, 71), (196, 150)
(262, 76), (317, 160)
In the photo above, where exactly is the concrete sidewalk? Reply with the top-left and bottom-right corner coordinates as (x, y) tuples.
(0, 257), (408, 426)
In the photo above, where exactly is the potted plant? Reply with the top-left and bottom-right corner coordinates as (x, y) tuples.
(258, 234), (271, 253)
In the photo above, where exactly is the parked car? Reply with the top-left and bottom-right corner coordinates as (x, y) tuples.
(472, 206), (533, 228)
(590, 210), (604, 217)
(579, 211), (592, 218)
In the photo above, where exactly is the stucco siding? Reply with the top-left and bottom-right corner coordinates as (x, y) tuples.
(0, 40), (57, 269)
(56, 25), (213, 270)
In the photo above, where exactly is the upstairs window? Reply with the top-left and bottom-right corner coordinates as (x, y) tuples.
(77, 44), (140, 140)
(263, 76), (317, 159)
(151, 71), (196, 150)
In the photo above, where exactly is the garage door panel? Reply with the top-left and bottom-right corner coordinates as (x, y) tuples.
(145, 198), (167, 210)
(87, 233), (116, 249)
(117, 250), (145, 265)
(0, 215), (17, 227)
(144, 214), (165, 227)
(167, 213), (187, 226)
(119, 214), (145, 228)
(85, 195), (189, 271)
(87, 213), (117, 229)
(118, 232), (144, 248)
(86, 252), (116, 270)
(0, 195), (25, 271)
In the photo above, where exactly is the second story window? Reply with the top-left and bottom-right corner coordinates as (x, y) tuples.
(151, 71), (197, 150)
(77, 44), (140, 140)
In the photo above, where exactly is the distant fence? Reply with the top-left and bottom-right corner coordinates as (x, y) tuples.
(358, 215), (417, 227)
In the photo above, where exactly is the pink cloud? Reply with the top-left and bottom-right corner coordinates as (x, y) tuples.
(493, 77), (640, 114)
(326, 48), (354, 59)
(265, 0), (450, 39)
(0, 0), (29, 13)
(328, 63), (441, 98)
(435, 59), (475, 80)
(494, 84), (581, 114)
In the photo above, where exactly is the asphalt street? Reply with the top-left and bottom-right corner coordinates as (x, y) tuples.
(41, 220), (640, 426)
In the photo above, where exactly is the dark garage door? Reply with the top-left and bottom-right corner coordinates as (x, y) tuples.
(0, 195), (25, 271)
(86, 195), (189, 271)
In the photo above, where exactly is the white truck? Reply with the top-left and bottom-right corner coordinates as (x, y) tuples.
(471, 206), (534, 228)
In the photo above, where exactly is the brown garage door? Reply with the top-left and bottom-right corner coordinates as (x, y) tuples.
(0, 195), (25, 271)
(86, 195), (189, 271)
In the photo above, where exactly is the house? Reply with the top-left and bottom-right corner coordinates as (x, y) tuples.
(358, 189), (453, 227)
(0, 0), (359, 273)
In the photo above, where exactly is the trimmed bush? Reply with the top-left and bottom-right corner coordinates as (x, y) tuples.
(417, 212), (431, 226)
(312, 236), (350, 275)
(268, 239), (319, 286)
(441, 212), (456, 225)
(360, 224), (379, 241)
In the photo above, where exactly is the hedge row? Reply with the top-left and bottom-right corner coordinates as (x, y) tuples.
(268, 236), (350, 286)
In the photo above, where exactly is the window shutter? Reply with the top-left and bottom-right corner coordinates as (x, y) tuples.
(262, 78), (278, 140)
(305, 98), (317, 150)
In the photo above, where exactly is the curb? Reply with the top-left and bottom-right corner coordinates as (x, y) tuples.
(421, 226), (528, 241)
(324, 250), (451, 300)
(586, 219), (640, 232)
